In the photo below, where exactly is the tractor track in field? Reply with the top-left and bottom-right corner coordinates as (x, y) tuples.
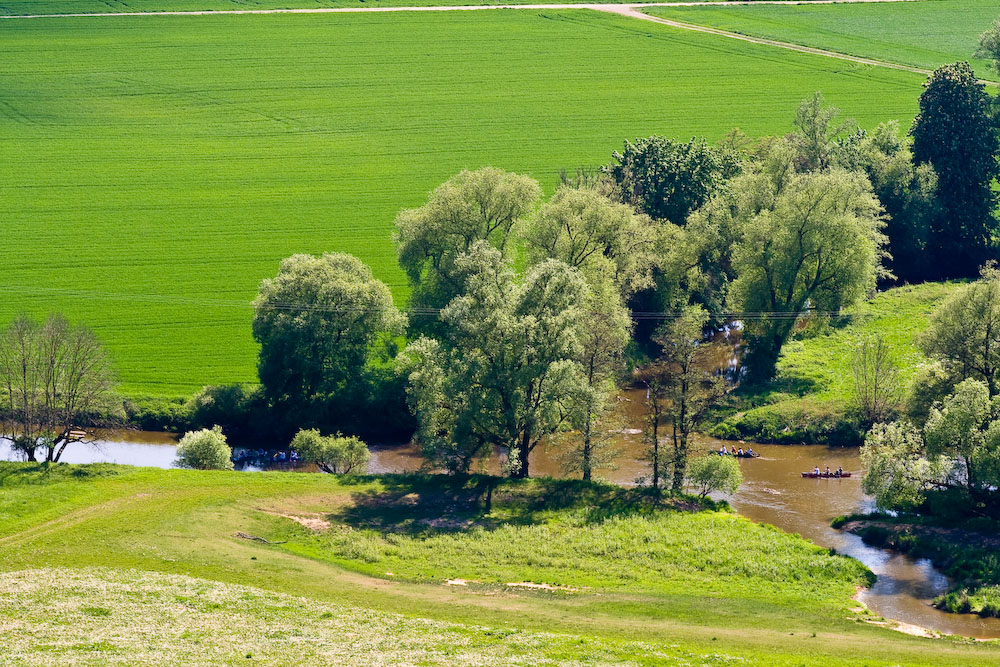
(3, 0), (982, 83)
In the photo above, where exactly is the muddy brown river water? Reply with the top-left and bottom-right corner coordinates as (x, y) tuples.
(4, 420), (1000, 638)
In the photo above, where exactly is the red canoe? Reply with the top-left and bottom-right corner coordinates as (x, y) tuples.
(801, 472), (851, 478)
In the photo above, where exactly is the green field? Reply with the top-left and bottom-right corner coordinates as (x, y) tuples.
(1, 10), (926, 396)
(647, 0), (1000, 78)
(2, 463), (999, 664)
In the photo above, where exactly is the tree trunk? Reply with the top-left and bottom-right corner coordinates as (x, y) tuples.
(671, 429), (688, 493)
(582, 406), (593, 482)
(513, 429), (531, 479)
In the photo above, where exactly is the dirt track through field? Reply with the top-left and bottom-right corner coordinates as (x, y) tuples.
(1, 0), (968, 82)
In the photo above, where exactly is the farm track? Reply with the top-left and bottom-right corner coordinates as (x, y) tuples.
(1, 0), (972, 82)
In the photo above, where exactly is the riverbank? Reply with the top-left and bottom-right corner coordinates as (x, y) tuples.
(2, 462), (998, 665)
(839, 516), (1000, 618)
(710, 281), (959, 445)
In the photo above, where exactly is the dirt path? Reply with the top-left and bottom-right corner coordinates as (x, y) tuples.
(0, 0), (923, 20)
(2, 0), (968, 82)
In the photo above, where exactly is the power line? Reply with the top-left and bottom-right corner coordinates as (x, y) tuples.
(0, 284), (896, 321)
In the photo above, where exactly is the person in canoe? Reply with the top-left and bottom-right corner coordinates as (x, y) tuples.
(836, 467), (844, 477)
(719, 445), (728, 456)
(825, 466), (831, 476)
(738, 447), (745, 456)
(747, 447), (755, 457)
(813, 466), (820, 475)
(731, 445), (739, 455)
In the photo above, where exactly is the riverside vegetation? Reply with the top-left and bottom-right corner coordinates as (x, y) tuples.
(4, 462), (1000, 665)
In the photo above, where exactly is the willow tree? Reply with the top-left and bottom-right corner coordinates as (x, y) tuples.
(402, 243), (587, 478)
(723, 155), (888, 381)
(394, 167), (541, 333)
(524, 186), (652, 479)
(918, 267), (1000, 397)
(863, 379), (1000, 515)
(654, 305), (727, 493)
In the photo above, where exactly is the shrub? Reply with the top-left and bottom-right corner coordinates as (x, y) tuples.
(290, 429), (370, 474)
(175, 426), (234, 470)
(685, 455), (743, 498)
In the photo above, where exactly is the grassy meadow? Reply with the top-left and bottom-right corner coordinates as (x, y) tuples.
(713, 282), (960, 443)
(647, 0), (1000, 79)
(1, 462), (999, 665)
(0, 9), (927, 396)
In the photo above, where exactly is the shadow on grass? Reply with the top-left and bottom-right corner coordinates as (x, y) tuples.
(0, 461), (124, 486)
(329, 473), (717, 536)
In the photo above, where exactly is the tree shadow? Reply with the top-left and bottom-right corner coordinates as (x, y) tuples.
(328, 473), (704, 536)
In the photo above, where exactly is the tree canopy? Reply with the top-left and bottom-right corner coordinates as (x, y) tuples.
(394, 167), (542, 328)
(603, 135), (741, 224)
(918, 267), (1000, 396)
(402, 243), (588, 478)
(724, 157), (887, 381)
(910, 62), (999, 278)
(252, 252), (404, 429)
(175, 426), (234, 471)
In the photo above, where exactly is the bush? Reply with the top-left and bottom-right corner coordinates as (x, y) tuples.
(685, 455), (743, 498)
(290, 429), (370, 474)
(175, 426), (234, 470)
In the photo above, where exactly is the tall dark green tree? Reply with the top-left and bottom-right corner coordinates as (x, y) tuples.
(910, 62), (1000, 278)
(252, 253), (405, 431)
(603, 136), (741, 225)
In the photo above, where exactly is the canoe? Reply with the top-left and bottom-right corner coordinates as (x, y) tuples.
(711, 451), (759, 458)
(801, 472), (851, 478)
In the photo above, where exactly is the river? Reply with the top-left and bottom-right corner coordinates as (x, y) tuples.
(3, 425), (1000, 638)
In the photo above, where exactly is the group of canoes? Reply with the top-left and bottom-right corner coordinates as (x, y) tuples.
(715, 445), (759, 459)
(801, 466), (851, 479)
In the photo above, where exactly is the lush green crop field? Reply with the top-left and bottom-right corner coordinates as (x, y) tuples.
(647, 0), (1000, 79)
(1, 10), (925, 396)
(2, 463), (999, 664)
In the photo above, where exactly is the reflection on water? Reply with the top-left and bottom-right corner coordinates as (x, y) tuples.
(0, 430), (180, 468)
(2, 414), (999, 637)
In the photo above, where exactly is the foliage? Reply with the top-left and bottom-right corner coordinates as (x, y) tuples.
(290, 428), (370, 474)
(653, 305), (728, 492)
(395, 167), (542, 328)
(851, 333), (903, 427)
(910, 62), (1000, 278)
(840, 121), (937, 284)
(863, 379), (1000, 515)
(174, 426), (234, 470)
(918, 267), (1000, 395)
(603, 135), (741, 224)
(0, 314), (119, 463)
(559, 276), (632, 481)
(252, 252), (405, 431)
(790, 92), (855, 172)
(713, 282), (956, 444)
(525, 185), (661, 297)
(861, 421), (938, 511)
(724, 153), (888, 381)
(402, 244), (588, 477)
(1, 10), (927, 396)
(686, 454), (743, 498)
(975, 18), (1000, 72)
